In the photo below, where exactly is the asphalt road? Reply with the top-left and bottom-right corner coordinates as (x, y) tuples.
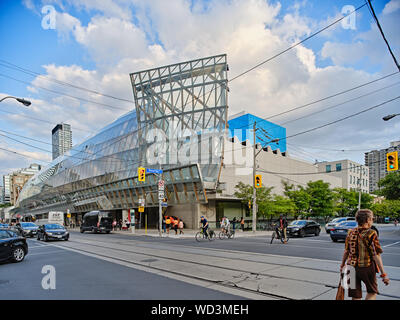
(69, 225), (400, 267)
(0, 238), (243, 300)
(1, 224), (398, 300)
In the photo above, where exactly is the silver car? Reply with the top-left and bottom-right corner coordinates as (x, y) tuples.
(325, 217), (355, 233)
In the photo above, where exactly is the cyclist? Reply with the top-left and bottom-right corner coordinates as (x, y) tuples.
(200, 216), (209, 238)
(276, 215), (288, 244)
(221, 216), (230, 235)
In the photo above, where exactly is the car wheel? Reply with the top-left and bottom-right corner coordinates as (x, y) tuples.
(80, 228), (84, 233)
(315, 228), (320, 236)
(12, 246), (25, 263)
(44, 235), (49, 242)
(65, 236), (69, 241)
(332, 238), (338, 242)
(299, 229), (305, 238)
(37, 234), (40, 241)
(106, 231), (110, 234)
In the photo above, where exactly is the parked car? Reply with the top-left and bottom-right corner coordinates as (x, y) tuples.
(330, 221), (358, 242)
(37, 224), (69, 241)
(80, 211), (113, 234)
(286, 220), (321, 237)
(325, 217), (355, 233)
(20, 222), (39, 238)
(0, 228), (28, 263)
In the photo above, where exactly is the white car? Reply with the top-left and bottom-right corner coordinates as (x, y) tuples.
(325, 217), (355, 233)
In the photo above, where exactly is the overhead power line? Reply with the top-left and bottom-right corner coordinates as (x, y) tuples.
(0, 147), (51, 164)
(367, 0), (400, 72)
(0, 60), (134, 104)
(0, 73), (130, 112)
(230, 2), (368, 82)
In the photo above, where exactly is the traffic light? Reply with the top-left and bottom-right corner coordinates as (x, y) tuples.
(255, 174), (262, 188)
(387, 151), (398, 171)
(138, 167), (146, 182)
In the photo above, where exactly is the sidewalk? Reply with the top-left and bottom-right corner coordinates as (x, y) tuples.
(68, 227), (272, 238)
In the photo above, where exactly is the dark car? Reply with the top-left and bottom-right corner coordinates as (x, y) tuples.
(325, 217), (355, 233)
(330, 221), (358, 242)
(80, 211), (113, 234)
(286, 220), (321, 237)
(330, 222), (380, 242)
(37, 224), (69, 241)
(0, 228), (28, 263)
(20, 222), (39, 238)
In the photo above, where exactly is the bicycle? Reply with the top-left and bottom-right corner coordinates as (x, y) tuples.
(270, 226), (289, 244)
(195, 228), (215, 242)
(218, 228), (235, 239)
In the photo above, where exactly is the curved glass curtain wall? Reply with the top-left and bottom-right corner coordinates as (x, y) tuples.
(16, 110), (140, 206)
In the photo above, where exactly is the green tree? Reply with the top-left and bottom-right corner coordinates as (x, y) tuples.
(282, 181), (310, 219)
(378, 172), (400, 200)
(371, 201), (390, 217)
(269, 195), (296, 216)
(234, 182), (274, 218)
(306, 180), (334, 221)
(333, 188), (357, 216)
(332, 189), (373, 216)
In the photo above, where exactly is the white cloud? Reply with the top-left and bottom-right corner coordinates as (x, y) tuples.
(3, 0), (400, 177)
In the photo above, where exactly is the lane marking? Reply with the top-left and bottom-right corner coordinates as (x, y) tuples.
(383, 241), (400, 248)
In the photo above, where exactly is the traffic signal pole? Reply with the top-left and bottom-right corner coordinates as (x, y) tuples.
(252, 122), (257, 233)
(358, 165), (362, 210)
(159, 163), (162, 237)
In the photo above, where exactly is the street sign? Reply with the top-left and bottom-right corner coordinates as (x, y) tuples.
(146, 168), (163, 174)
(138, 198), (145, 207)
(158, 180), (165, 191)
(138, 207), (144, 213)
(158, 191), (164, 200)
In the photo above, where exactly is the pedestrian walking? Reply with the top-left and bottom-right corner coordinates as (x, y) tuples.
(340, 209), (389, 300)
(126, 219), (131, 230)
(165, 216), (171, 235)
(173, 218), (179, 235)
(162, 215), (166, 233)
(112, 219), (117, 231)
(232, 217), (236, 230)
(179, 219), (184, 235)
(240, 217), (245, 232)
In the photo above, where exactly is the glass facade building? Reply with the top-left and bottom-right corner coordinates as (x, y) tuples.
(14, 55), (229, 222)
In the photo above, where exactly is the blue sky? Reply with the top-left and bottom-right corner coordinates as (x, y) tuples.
(0, 0), (399, 183)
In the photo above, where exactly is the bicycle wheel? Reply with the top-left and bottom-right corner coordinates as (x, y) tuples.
(208, 230), (216, 241)
(228, 230), (235, 239)
(270, 231), (276, 244)
(195, 232), (204, 242)
(219, 231), (226, 240)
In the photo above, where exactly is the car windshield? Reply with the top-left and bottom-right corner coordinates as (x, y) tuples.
(45, 224), (64, 229)
(331, 218), (346, 223)
(21, 222), (37, 228)
(289, 220), (307, 226)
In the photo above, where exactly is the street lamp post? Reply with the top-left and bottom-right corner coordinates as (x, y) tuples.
(0, 96), (31, 106)
(382, 113), (399, 121)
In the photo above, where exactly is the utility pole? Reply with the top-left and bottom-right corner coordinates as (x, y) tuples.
(358, 164), (362, 210)
(252, 121), (257, 233)
(159, 163), (163, 237)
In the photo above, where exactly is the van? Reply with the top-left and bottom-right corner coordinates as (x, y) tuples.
(80, 211), (113, 234)
(35, 211), (64, 226)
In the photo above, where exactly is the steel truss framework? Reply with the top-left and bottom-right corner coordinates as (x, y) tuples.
(12, 55), (228, 217)
(130, 54), (229, 183)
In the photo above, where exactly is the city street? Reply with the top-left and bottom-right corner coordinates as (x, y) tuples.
(1, 225), (399, 300)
